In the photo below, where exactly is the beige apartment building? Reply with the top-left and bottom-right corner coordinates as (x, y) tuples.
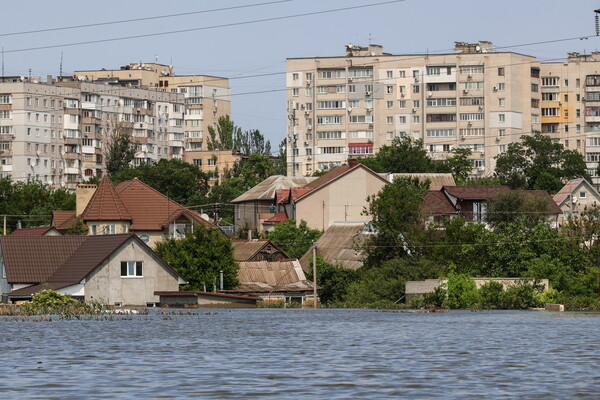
(0, 76), (185, 190)
(74, 63), (231, 152)
(286, 42), (542, 177)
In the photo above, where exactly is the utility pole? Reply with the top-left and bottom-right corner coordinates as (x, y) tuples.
(312, 243), (318, 309)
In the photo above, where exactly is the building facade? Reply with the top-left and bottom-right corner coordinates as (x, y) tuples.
(286, 42), (541, 177)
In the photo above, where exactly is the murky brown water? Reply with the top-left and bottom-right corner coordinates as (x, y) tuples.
(1, 309), (600, 399)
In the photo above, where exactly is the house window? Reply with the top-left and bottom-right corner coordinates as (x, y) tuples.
(207, 158), (216, 166)
(121, 261), (143, 277)
(580, 192), (587, 198)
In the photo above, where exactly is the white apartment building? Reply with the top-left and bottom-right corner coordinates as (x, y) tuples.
(0, 77), (185, 190)
(286, 42), (542, 177)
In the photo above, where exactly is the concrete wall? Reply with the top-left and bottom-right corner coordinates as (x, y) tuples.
(84, 239), (180, 305)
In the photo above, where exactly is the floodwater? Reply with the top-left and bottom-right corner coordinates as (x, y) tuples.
(1, 309), (600, 399)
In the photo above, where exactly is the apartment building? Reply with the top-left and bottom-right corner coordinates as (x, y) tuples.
(286, 42), (542, 177)
(538, 52), (600, 184)
(74, 63), (231, 152)
(0, 77), (185, 190)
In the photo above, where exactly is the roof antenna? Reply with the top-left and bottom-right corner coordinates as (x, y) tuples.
(595, 9), (600, 36)
(59, 52), (63, 77)
(1, 45), (4, 80)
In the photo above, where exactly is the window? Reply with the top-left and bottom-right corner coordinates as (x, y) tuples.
(413, 116), (420, 123)
(459, 65), (484, 74)
(580, 191), (587, 198)
(386, 71), (393, 79)
(386, 116), (394, 124)
(413, 85), (420, 93)
(541, 108), (559, 116)
(399, 71), (405, 78)
(498, 83), (506, 91)
(426, 114), (456, 122)
(413, 100), (420, 108)
(193, 159), (202, 166)
(207, 158), (216, 166)
(398, 100), (406, 109)
(318, 70), (346, 79)
(348, 68), (372, 78)
(317, 116), (343, 125)
(292, 88), (299, 96)
(541, 93), (558, 101)
(499, 145), (506, 153)
(386, 85), (394, 94)
(104, 224), (116, 234)
(498, 114), (505, 122)
(427, 98), (457, 107)
(317, 131), (344, 140)
(498, 67), (505, 76)
(349, 115), (373, 123)
(459, 113), (484, 121)
(317, 101), (345, 109)
(387, 101), (394, 109)
(121, 261), (143, 277)
(460, 97), (484, 106)
(306, 73), (313, 81)
(499, 129), (506, 137)
(427, 129), (456, 137)
(292, 73), (299, 80)
(398, 116), (407, 124)
(541, 77), (559, 86)
(498, 98), (505, 107)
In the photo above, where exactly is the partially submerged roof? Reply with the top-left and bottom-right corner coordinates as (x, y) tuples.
(232, 260), (315, 293)
(232, 239), (288, 262)
(231, 175), (316, 203)
(443, 185), (511, 200)
(386, 173), (456, 191)
(299, 223), (367, 271)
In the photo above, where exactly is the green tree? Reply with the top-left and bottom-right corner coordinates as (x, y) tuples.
(104, 121), (137, 175)
(267, 220), (322, 259)
(494, 132), (590, 192)
(304, 257), (360, 306)
(154, 225), (239, 291)
(485, 191), (552, 229)
(358, 137), (433, 173)
(363, 177), (429, 267)
(207, 115), (240, 151)
(112, 158), (210, 206)
(273, 138), (287, 175)
(436, 147), (473, 184)
(235, 129), (272, 156)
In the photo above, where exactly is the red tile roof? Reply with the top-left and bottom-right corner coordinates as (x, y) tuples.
(52, 210), (77, 231)
(443, 185), (511, 200)
(262, 210), (288, 225)
(81, 175), (132, 222)
(10, 226), (60, 236)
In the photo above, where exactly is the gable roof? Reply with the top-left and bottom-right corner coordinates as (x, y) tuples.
(299, 223), (367, 272)
(81, 175), (132, 222)
(262, 210), (289, 225)
(553, 178), (600, 207)
(52, 210), (77, 231)
(443, 185), (511, 200)
(231, 175), (316, 203)
(232, 260), (315, 293)
(232, 239), (288, 262)
(10, 226), (61, 236)
(114, 178), (215, 231)
(421, 191), (457, 216)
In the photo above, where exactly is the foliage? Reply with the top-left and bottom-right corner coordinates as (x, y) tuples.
(437, 147), (473, 184)
(362, 177), (429, 266)
(464, 177), (502, 186)
(305, 257), (360, 306)
(234, 129), (272, 156)
(267, 220), (322, 259)
(154, 225), (239, 291)
(485, 191), (552, 229)
(112, 158), (210, 206)
(478, 280), (504, 309)
(104, 121), (137, 175)
(273, 138), (287, 175)
(207, 115), (240, 151)
(444, 271), (479, 309)
(494, 132), (590, 192)
(22, 290), (107, 318)
(66, 219), (88, 235)
(358, 137), (433, 173)
(498, 281), (544, 309)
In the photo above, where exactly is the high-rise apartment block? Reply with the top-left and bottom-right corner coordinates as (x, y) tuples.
(286, 42), (600, 185)
(0, 64), (230, 190)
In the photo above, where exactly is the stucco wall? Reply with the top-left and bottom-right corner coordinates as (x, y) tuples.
(296, 168), (387, 230)
(84, 240), (179, 305)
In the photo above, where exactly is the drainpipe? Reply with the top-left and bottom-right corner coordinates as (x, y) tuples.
(219, 270), (224, 291)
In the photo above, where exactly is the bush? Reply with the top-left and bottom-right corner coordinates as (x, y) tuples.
(478, 280), (504, 309)
(444, 272), (479, 309)
(498, 281), (543, 309)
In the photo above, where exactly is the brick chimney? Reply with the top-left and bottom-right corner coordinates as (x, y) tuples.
(76, 183), (97, 217)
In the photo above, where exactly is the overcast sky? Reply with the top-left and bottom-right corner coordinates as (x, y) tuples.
(2, 0), (600, 152)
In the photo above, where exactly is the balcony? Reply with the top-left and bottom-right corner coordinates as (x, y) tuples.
(64, 167), (80, 175)
(63, 152), (80, 160)
(64, 137), (81, 145)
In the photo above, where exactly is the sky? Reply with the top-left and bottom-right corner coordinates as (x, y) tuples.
(2, 0), (600, 153)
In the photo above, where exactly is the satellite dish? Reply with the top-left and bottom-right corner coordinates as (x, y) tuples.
(200, 213), (210, 221)
(572, 196), (578, 204)
(475, 45), (481, 51)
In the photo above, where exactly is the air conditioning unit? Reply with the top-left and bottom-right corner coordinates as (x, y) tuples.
(307, 125), (312, 130)
(467, 74), (472, 79)
(348, 77), (353, 82)
(463, 89), (469, 95)
(467, 122), (472, 126)
(304, 111), (309, 115)
(366, 108), (372, 113)
(480, 152), (485, 156)
(460, 135), (465, 141)
(368, 123), (374, 128)
(478, 106), (484, 111)
(493, 86), (498, 92)
(400, 93), (405, 98)
(412, 108), (417, 113)
(304, 141), (309, 147)
(347, 107), (353, 113)
(365, 91), (371, 96)
(139, 123), (143, 128)
(306, 80), (312, 86)
(307, 155), (312, 160)
(427, 91), (433, 98)
(495, 136), (500, 142)
(36, 150), (41, 157)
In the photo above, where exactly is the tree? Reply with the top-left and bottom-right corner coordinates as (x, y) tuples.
(358, 136), (433, 173)
(436, 147), (473, 184)
(235, 129), (272, 156)
(494, 132), (590, 192)
(304, 256), (360, 306)
(267, 220), (322, 259)
(206, 115), (240, 151)
(112, 159), (210, 206)
(363, 177), (429, 267)
(104, 120), (137, 176)
(485, 191), (552, 229)
(273, 138), (287, 175)
(154, 225), (239, 291)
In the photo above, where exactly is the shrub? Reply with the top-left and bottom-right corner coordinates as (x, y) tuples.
(499, 281), (543, 309)
(478, 280), (504, 309)
(445, 272), (479, 309)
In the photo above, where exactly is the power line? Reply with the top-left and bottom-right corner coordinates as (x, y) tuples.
(0, 1), (292, 38)
(2, 1), (407, 54)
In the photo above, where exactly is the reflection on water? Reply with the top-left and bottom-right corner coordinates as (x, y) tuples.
(1, 309), (600, 399)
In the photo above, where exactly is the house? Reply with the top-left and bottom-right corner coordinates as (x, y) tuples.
(232, 239), (289, 262)
(276, 160), (389, 231)
(231, 175), (315, 235)
(0, 234), (186, 305)
(10, 226), (62, 236)
(223, 260), (316, 305)
(553, 178), (600, 224)
(51, 176), (217, 247)
(299, 222), (368, 272)
(183, 149), (244, 186)
(421, 185), (562, 225)
(154, 291), (261, 308)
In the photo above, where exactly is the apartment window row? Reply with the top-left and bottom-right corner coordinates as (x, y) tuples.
(317, 116), (343, 125)
(471, 159), (486, 168)
(428, 83), (456, 91)
(429, 144), (452, 152)
(587, 153), (600, 162)
(460, 97), (484, 106)
(460, 113), (484, 121)
(427, 113), (457, 122)
(349, 145), (373, 155)
(349, 68), (373, 78)
(426, 66), (453, 76)
(586, 75), (600, 87)
(0, 110), (12, 119)
(0, 95), (11, 104)
(587, 137), (600, 146)
(316, 86), (346, 94)
(317, 131), (344, 140)
(459, 144), (485, 152)
(317, 100), (346, 109)
(459, 128), (485, 136)
(427, 98), (456, 107)
(318, 70), (346, 79)
(426, 129), (456, 137)
(0, 126), (11, 134)
(460, 82), (484, 90)
(587, 92), (600, 101)
(459, 65), (484, 74)
(318, 146), (345, 154)
(349, 130), (373, 139)
(349, 115), (373, 123)
(542, 108), (559, 117)
(318, 161), (342, 170)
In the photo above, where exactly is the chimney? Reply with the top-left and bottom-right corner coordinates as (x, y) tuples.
(76, 183), (97, 217)
(247, 229), (252, 241)
(348, 158), (358, 168)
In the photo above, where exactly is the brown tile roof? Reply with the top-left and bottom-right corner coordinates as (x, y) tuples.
(443, 185), (511, 200)
(81, 176), (132, 222)
(52, 210), (77, 231)
(421, 191), (457, 216)
(262, 210), (288, 225)
(552, 178), (599, 206)
(303, 165), (352, 191)
(232, 239), (288, 262)
(386, 173), (456, 191)
(299, 223), (366, 272)
(115, 178), (215, 231)
(10, 226), (60, 236)
(0, 236), (86, 283)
